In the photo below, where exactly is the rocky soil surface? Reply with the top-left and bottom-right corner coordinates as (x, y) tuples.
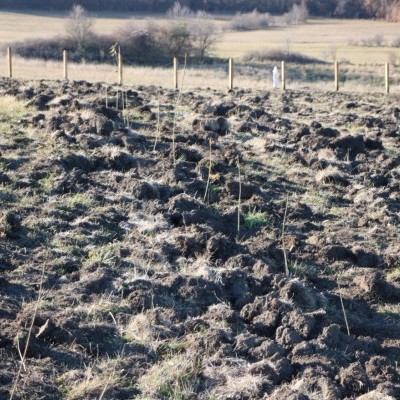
(0, 77), (400, 399)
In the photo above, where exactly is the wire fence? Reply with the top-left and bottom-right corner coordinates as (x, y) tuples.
(2, 48), (399, 94)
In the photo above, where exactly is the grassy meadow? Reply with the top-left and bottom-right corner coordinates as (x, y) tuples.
(1, 10), (400, 91)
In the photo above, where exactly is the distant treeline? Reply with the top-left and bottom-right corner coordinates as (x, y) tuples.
(0, 0), (400, 21)
(1, 0), (400, 20)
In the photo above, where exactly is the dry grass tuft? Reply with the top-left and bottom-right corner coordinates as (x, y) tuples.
(58, 356), (122, 400)
(204, 358), (267, 399)
(137, 353), (200, 399)
(315, 167), (348, 185)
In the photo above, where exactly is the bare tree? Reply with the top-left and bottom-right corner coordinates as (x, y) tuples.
(166, 3), (218, 60)
(363, 0), (389, 19)
(192, 11), (218, 61)
(167, 1), (193, 19)
(65, 4), (93, 57)
(386, 2), (400, 21)
(284, 1), (309, 24)
(168, 23), (193, 57)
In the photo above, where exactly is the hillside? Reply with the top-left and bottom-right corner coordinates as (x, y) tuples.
(0, 78), (400, 399)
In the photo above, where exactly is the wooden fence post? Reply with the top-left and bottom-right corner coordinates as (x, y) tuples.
(7, 47), (12, 78)
(335, 61), (339, 91)
(118, 49), (123, 86)
(385, 63), (390, 94)
(63, 50), (68, 80)
(173, 57), (178, 89)
(228, 58), (234, 89)
(281, 61), (286, 91)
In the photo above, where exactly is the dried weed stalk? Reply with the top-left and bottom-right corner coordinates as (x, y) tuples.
(153, 89), (162, 152)
(171, 54), (187, 165)
(105, 85), (108, 108)
(10, 263), (46, 400)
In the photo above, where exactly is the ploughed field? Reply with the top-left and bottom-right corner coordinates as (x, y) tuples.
(0, 77), (399, 399)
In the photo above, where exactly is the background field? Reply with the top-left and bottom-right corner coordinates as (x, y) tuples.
(1, 10), (400, 91)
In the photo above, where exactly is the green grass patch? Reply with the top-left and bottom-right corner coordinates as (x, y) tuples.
(243, 207), (270, 229)
(38, 173), (56, 194)
(387, 267), (400, 281)
(0, 95), (31, 126)
(62, 193), (93, 209)
(289, 260), (319, 279)
(82, 244), (118, 270)
(377, 303), (400, 315)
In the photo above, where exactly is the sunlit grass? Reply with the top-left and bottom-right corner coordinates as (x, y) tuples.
(214, 18), (400, 63)
(0, 95), (32, 135)
(387, 266), (400, 281)
(0, 95), (31, 123)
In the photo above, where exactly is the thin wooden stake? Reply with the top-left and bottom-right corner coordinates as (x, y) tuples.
(385, 62), (390, 94)
(338, 280), (351, 336)
(63, 50), (68, 80)
(7, 47), (12, 78)
(282, 193), (289, 276)
(204, 139), (212, 203)
(118, 49), (123, 86)
(105, 85), (108, 108)
(173, 57), (178, 89)
(153, 89), (162, 152)
(228, 58), (234, 90)
(281, 61), (286, 91)
(335, 61), (339, 91)
(237, 156), (241, 239)
(172, 54), (187, 165)
(122, 89), (126, 125)
(125, 90), (129, 126)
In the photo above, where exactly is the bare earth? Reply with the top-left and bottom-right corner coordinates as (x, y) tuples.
(0, 77), (399, 399)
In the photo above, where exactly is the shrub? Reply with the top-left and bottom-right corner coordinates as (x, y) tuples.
(118, 27), (161, 64)
(243, 49), (325, 64)
(370, 33), (385, 46)
(9, 35), (117, 63)
(348, 34), (386, 47)
(392, 35), (400, 47)
(227, 10), (270, 31)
